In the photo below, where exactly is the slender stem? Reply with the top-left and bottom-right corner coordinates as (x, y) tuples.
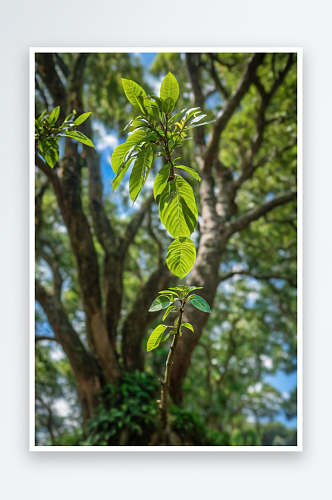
(159, 301), (185, 430)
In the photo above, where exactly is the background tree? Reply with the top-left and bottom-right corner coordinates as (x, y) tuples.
(35, 51), (297, 445)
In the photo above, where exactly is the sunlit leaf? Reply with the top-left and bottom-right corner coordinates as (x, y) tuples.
(111, 129), (146, 173)
(147, 324), (168, 352)
(74, 112), (92, 126)
(63, 131), (95, 148)
(162, 306), (178, 321)
(149, 296), (173, 312)
(160, 72), (179, 104)
(153, 163), (170, 200)
(122, 78), (147, 110)
(174, 165), (201, 182)
(182, 322), (194, 332)
(162, 97), (175, 114)
(129, 145), (154, 201)
(49, 106), (60, 125)
(166, 237), (196, 279)
(159, 176), (198, 238)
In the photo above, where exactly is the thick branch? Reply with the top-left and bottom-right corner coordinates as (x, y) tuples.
(234, 143), (295, 190)
(35, 155), (59, 187)
(147, 207), (163, 268)
(67, 53), (90, 115)
(35, 280), (101, 420)
(121, 265), (171, 371)
(120, 195), (154, 254)
(223, 191), (297, 240)
(208, 54), (230, 100)
(203, 53), (265, 173)
(219, 269), (296, 288)
(54, 53), (69, 78)
(86, 144), (117, 253)
(35, 53), (66, 121)
(185, 53), (206, 153)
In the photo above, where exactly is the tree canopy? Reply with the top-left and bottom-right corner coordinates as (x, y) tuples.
(35, 51), (297, 446)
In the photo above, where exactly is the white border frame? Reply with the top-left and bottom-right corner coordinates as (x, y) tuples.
(29, 47), (302, 452)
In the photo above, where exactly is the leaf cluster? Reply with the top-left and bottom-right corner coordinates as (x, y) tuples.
(146, 286), (210, 352)
(111, 72), (214, 280)
(35, 107), (95, 168)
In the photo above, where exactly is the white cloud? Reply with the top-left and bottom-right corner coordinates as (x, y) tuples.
(92, 121), (118, 151)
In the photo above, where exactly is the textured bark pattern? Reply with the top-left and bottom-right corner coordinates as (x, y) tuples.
(169, 52), (296, 403)
(35, 53), (169, 423)
(122, 266), (171, 371)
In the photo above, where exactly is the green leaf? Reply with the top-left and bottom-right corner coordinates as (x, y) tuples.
(162, 97), (175, 114)
(182, 323), (194, 332)
(122, 78), (147, 110)
(160, 72), (179, 104)
(161, 331), (171, 342)
(149, 296), (173, 312)
(112, 158), (134, 192)
(168, 109), (187, 125)
(129, 145), (154, 201)
(185, 107), (201, 120)
(175, 166), (201, 182)
(188, 114), (206, 125)
(49, 106), (60, 125)
(124, 119), (133, 131)
(190, 295), (211, 313)
(187, 286), (203, 291)
(166, 237), (196, 279)
(142, 131), (159, 143)
(159, 176), (198, 238)
(147, 325), (168, 352)
(39, 139), (59, 169)
(150, 95), (163, 110)
(74, 112), (92, 126)
(159, 289), (180, 297)
(187, 119), (216, 130)
(37, 109), (47, 124)
(144, 98), (159, 115)
(111, 129), (146, 173)
(153, 163), (170, 200)
(63, 131), (95, 148)
(162, 306), (178, 321)
(64, 113), (74, 123)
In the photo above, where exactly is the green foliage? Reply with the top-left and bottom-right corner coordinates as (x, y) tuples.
(111, 72), (213, 280)
(261, 422), (297, 446)
(160, 72), (179, 104)
(35, 52), (297, 446)
(158, 176), (198, 239)
(82, 372), (159, 446)
(129, 144), (154, 202)
(35, 106), (95, 168)
(166, 237), (196, 279)
(171, 407), (209, 445)
(149, 295), (174, 312)
(147, 285), (210, 352)
(147, 324), (169, 352)
(189, 295), (211, 313)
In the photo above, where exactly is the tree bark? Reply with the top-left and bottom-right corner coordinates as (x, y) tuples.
(35, 282), (101, 421)
(169, 52), (296, 403)
(122, 265), (171, 371)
